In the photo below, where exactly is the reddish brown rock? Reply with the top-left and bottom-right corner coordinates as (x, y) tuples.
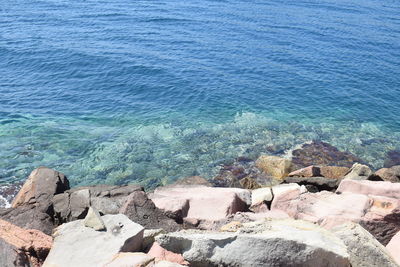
(319, 166), (350, 179)
(291, 141), (362, 168)
(375, 166), (400, 183)
(0, 219), (52, 267)
(288, 166), (320, 178)
(147, 242), (189, 265)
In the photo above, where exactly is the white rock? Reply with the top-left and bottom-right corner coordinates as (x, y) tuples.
(43, 214), (144, 267)
(84, 207), (106, 231)
(251, 187), (272, 206)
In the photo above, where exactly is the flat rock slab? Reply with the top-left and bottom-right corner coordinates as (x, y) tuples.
(337, 180), (400, 199)
(43, 214), (144, 267)
(150, 187), (251, 222)
(156, 219), (350, 267)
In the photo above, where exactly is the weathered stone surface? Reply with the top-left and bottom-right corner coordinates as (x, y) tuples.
(344, 163), (373, 180)
(255, 155), (292, 180)
(291, 141), (362, 168)
(53, 184), (143, 224)
(320, 166), (350, 179)
(337, 180), (400, 199)
(119, 191), (181, 231)
(12, 167), (69, 213)
(143, 229), (166, 251)
(0, 219), (52, 267)
(387, 231), (400, 265)
(384, 150), (400, 168)
(332, 222), (398, 267)
(104, 252), (154, 267)
(270, 183), (308, 210)
(43, 214), (144, 267)
(283, 176), (340, 192)
(148, 242), (189, 265)
(84, 207), (106, 231)
(150, 187), (251, 222)
(251, 187), (272, 206)
(0, 204), (54, 235)
(376, 166), (400, 183)
(288, 166), (320, 177)
(156, 219), (350, 267)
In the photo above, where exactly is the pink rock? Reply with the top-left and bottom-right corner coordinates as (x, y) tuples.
(337, 180), (400, 199)
(288, 166), (319, 177)
(105, 252), (154, 267)
(148, 242), (189, 265)
(150, 187), (251, 221)
(0, 219), (52, 267)
(387, 231), (400, 265)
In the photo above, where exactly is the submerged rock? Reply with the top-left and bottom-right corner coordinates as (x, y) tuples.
(43, 214), (144, 267)
(384, 150), (400, 168)
(291, 141), (362, 168)
(156, 219), (350, 267)
(0, 219), (52, 267)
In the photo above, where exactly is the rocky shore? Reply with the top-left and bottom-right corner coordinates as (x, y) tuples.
(1, 141), (400, 266)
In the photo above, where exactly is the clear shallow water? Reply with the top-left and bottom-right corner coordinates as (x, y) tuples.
(1, 0), (400, 187)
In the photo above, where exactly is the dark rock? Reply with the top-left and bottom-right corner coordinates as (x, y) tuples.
(384, 150), (400, 168)
(119, 191), (182, 232)
(375, 166), (400, 183)
(283, 176), (340, 192)
(0, 182), (23, 208)
(291, 141), (364, 168)
(0, 205), (54, 235)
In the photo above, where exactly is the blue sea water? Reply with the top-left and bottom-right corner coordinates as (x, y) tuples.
(0, 0), (400, 187)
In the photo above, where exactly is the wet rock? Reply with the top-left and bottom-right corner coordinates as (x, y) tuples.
(0, 219), (52, 267)
(283, 176), (340, 192)
(255, 155), (293, 180)
(375, 166), (400, 183)
(150, 186), (251, 222)
(119, 191), (182, 232)
(12, 167), (69, 213)
(156, 219), (350, 267)
(84, 207), (106, 231)
(0, 182), (23, 208)
(332, 222), (398, 267)
(344, 163), (374, 180)
(291, 141), (362, 168)
(43, 214), (144, 267)
(386, 231), (400, 265)
(384, 150), (400, 168)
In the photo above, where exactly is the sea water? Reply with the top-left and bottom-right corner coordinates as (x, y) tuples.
(1, 0), (399, 187)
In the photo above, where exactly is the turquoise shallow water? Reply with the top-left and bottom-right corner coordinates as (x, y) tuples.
(1, 0), (400, 187)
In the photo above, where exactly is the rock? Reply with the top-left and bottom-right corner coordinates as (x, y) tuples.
(12, 167), (69, 213)
(319, 166), (350, 179)
(387, 231), (400, 265)
(43, 214), (144, 267)
(53, 184), (143, 224)
(344, 163), (373, 180)
(147, 242), (189, 265)
(337, 179), (400, 199)
(120, 191), (182, 231)
(220, 221), (243, 232)
(291, 141), (362, 168)
(288, 166), (320, 177)
(0, 182), (23, 208)
(255, 155), (292, 180)
(0, 204), (54, 235)
(154, 261), (186, 267)
(84, 207), (106, 231)
(332, 222), (398, 267)
(143, 229), (166, 251)
(211, 158), (272, 189)
(251, 187), (272, 207)
(283, 176), (340, 192)
(384, 150), (400, 168)
(150, 187), (251, 222)
(156, 219), (350, 267)
(376, 166), (400, 183)
(0, 219), (52, 267)
(104, 252), (154, 267)
(173, 176), (212, 187)
(272, 188), (400, 245)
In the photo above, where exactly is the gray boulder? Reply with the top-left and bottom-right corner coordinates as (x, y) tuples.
(156, 219), (350, 267)
(344, 163), (374, 180)
(43, 214), (144, 267)
(332, 222), (398, 267)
